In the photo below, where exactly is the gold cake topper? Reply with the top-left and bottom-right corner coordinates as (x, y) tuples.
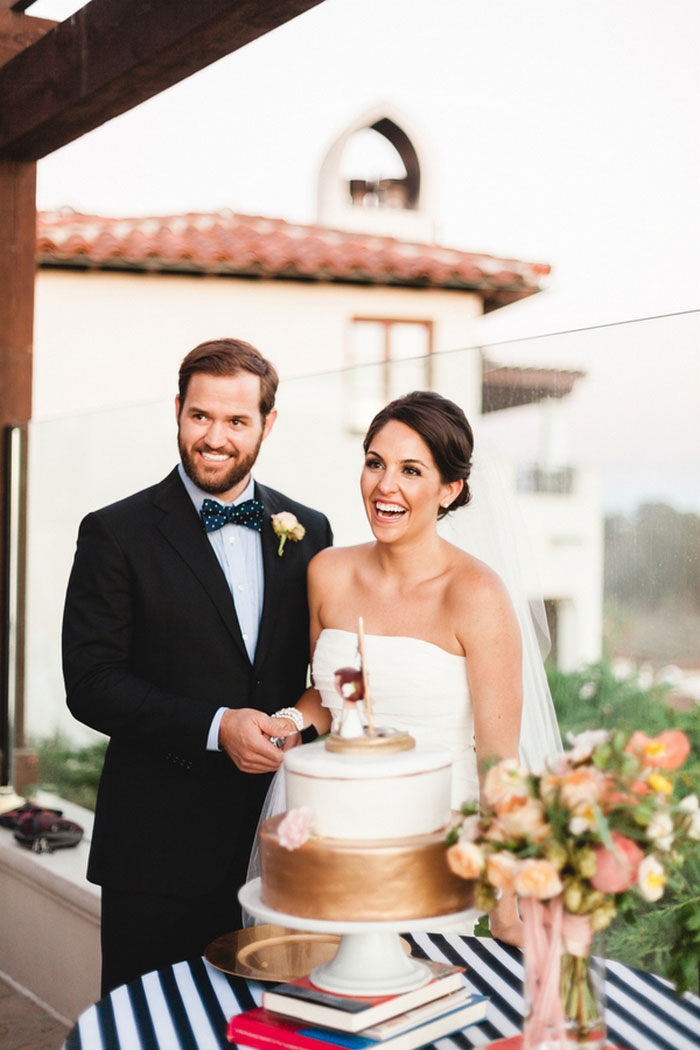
(325, 617), (415, 754)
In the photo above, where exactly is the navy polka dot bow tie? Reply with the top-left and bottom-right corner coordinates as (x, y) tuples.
(200, 498), (265, 533)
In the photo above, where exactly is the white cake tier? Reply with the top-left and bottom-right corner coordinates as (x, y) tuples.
(284, 739), (452, 840)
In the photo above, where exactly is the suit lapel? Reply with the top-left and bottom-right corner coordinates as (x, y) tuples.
(253, 483), (287, 673)
(153, 469), (249, 661)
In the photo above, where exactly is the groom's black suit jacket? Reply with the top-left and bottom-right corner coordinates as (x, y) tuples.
(62, 467), (332, 898)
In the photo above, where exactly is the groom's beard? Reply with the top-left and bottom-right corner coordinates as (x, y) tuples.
(178, 434), (263, 495)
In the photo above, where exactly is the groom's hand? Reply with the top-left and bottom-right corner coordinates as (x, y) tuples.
(218, 708), (289, 773)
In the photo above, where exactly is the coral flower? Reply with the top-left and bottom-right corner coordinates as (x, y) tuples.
(625, 729), (690, 770)
(591, 832), (644, 893)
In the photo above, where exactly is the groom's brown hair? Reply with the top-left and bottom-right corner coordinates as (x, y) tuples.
(178, 338), (279, 420)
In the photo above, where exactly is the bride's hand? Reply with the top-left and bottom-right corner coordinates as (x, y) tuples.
(269, 716), (302, 750)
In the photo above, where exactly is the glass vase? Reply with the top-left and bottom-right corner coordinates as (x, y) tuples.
(521, 896), (606, 1050)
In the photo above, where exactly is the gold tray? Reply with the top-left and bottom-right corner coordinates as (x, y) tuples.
(205, 924), (343, 982)
(205, 924), (412, 983)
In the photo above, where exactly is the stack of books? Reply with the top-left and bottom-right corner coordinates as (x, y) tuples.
(227, 960), (488, 1050)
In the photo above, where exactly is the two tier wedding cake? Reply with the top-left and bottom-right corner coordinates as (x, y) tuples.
(258, 737), (474, 921)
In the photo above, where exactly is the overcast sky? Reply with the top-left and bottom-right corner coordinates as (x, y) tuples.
(31, 0), (700, 511)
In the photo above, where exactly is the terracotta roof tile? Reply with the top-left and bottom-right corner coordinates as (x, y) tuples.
(36, 208), (550, 306)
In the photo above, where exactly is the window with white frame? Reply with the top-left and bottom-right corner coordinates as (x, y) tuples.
(346, 318), (433, 432)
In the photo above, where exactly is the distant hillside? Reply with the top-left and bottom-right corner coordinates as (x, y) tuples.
(604, 503), (700, 664)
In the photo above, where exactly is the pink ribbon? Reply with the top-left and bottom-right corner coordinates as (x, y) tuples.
(521, 895), (569, 1049)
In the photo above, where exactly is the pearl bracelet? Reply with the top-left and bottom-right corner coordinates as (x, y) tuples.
(271, 707), (304, 732)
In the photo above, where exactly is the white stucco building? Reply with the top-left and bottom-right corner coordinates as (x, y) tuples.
(26, 111), (601, 744)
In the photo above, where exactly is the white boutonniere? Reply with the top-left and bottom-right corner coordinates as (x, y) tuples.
(271, 511), (306, 556)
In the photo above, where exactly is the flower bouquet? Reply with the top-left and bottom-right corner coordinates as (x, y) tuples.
(446, 728), (699, 1049)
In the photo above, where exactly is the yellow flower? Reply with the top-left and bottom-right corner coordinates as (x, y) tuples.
(647, 772), (673, 795)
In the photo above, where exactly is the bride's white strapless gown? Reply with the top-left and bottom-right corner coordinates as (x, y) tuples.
(312, 628), (480, 933)
(313, 629), (480, 809)
(245, 629), (481, 931)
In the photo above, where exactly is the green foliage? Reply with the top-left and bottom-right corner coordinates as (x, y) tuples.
(32, 732), (107, 811)
(548, 660), (700, 993)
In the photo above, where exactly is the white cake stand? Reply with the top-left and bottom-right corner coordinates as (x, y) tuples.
(239, 878), (474, 996)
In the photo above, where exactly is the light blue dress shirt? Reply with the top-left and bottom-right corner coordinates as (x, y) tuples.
(178, 464), (265, 750)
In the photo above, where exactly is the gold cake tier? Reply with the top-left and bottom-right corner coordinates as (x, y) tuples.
(259, 814), (475, 922)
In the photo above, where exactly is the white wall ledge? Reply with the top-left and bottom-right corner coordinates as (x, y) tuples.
(0, 793), (100, 1022)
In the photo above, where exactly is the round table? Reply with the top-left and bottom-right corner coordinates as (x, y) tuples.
(63, 933), (700, 1050)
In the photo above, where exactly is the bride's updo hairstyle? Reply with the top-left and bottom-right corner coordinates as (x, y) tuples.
(363, 390), (473, 520)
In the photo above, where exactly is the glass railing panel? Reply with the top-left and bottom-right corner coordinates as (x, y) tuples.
(20, 310), (700, 745)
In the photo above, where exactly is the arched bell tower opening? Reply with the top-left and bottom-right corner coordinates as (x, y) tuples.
(318, 105), (435, 240)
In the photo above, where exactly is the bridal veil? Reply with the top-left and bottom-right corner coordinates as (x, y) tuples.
(439, 435), (562, 773)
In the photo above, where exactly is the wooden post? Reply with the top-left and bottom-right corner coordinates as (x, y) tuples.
(0, 157), (36, 792)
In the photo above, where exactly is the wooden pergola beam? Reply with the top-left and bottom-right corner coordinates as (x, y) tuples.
(0, 0), (326, 162)
(0, 9), (57, 66)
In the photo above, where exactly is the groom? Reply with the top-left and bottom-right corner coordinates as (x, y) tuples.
(62, 337), (332, 994)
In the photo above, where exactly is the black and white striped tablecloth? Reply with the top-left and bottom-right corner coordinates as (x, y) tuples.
(64, 934), (700, 1050)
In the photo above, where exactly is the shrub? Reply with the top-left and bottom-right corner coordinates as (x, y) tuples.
(33, 732), (107, 811)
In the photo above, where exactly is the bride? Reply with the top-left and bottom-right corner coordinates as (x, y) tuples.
(263, 390), (561, 942)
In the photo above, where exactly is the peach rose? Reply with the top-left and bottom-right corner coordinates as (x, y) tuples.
(496, 796), (550, 843)
(447, 839), (485, 880)
(486, 850), (518, 891)
(625, 729), (690, 771)
(483, 758), (531, 811)
(591, 832), (644, 893)
(539, 772), (562, 805)
(559, 766), (607, 812)
(513, 858), (563, 900)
